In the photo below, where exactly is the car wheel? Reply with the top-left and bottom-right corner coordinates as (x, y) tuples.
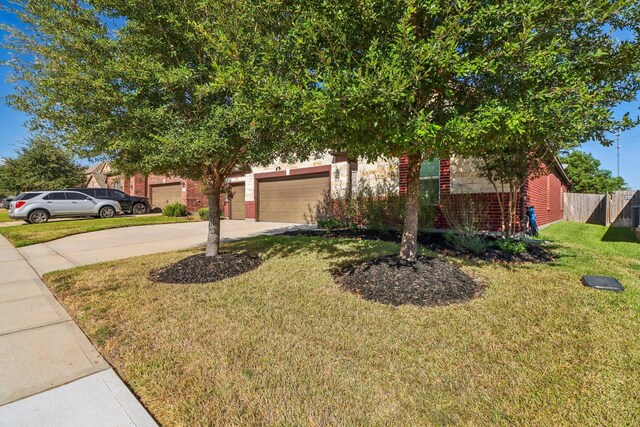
(28, 209), (49, 224)
(99, 206), (116, 219)
(132, 203), (147, 215)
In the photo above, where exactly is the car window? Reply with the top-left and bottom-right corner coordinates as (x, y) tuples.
(15, 192), (42, 201)
(46, 192), (67, 200)
(65, 192), (88, 200)
(112, 190), (129, 198)
(95, 189), (108, 197)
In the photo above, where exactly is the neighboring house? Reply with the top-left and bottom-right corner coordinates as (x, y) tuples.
(84, 161), (111, 188)
(106, 153), (569, 231)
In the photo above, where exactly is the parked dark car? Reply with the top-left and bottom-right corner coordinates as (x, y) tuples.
(1, 197), (15, 210)
(66, 188), (150, 214)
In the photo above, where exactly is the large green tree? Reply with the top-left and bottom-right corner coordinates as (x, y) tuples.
(304, 0), (639, 255)
(4, 0), (312, 256)
(0, 136), (85, 194)
(560, 150), (627, 194)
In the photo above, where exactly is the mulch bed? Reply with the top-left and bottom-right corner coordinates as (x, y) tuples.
(150, 253), (261, 284)
(278, 228), (553, 263)
(337, 255), (484, 307)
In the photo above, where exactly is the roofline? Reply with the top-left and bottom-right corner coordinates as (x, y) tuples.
(552, 156), (572, 186)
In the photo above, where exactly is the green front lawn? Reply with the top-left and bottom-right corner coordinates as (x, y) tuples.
(0, 215), (198, 247)
(43, 222), (640, 425)
(0, 209), (17, 223)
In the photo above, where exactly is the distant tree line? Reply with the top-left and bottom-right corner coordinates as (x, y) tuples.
(560, 150), (628, 194)
(0, 137), (85, 196)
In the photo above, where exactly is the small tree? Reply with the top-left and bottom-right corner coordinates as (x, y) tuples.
(0, 136), (85, 194)
(560, 150), (627, 194)
(4, 0), (312, 256)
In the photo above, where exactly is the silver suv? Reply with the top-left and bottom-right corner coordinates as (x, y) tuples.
(8, 191), (122, 224)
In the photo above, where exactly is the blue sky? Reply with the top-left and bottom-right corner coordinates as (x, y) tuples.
(1, 2), (639, 187)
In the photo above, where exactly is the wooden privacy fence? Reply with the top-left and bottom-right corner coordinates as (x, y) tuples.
(563, 190), (640, 227)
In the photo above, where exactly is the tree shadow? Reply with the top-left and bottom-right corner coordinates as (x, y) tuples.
(226, 235), (565, 273)
(601, 227), (639, 243)
(227, 235), (399, 271)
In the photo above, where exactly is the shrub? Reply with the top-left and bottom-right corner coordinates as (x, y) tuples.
(496, 238), (527, 254)
(444, 230), (489, 254)
(317, 217), (343, 231)
(315, 169), (435, 232)
(163, 202), (188, 217)
(440, 190), (491, 233)
(197, 207), (209, 221)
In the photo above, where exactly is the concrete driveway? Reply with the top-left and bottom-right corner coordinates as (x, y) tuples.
(20, 220), (306, 275)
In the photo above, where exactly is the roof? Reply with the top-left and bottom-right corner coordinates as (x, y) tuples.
(85, 172), (108, 188)
(552, 156), (572, 186)
(85, 161), (109, 175)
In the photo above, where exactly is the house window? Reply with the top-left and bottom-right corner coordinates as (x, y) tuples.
(112, 180), (121, 190)
(419, 158), (440, 204)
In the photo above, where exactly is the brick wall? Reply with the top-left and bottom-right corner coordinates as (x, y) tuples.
(130, 175), (146, 197)
(245, 201), (256, 220)
(185, 179), (208, 212)
(525, 168), (567, 227)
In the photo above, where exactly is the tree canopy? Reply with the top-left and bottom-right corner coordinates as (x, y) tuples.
(303, 0), (639, 248)
(4, 0), (315, 255)
(0, 137), (85, 194)
(560, 150), (627, 194)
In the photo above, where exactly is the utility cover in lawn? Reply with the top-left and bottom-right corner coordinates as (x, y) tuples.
(581, 275), (625, 292)
(337, 255), (483, 307)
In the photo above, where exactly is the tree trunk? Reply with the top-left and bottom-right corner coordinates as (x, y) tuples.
(400, 152), (422, 261)
(204, 173), (224, 257)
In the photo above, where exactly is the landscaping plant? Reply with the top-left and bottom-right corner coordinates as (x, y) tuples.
(495, 238), (528, 255)
(443, 230), (489, 255)
(162, 203), (188, 218)
(316, 172), (435, 232)
(197, 208), (209, 221)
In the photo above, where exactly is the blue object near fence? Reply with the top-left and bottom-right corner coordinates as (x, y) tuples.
(526, 206), (538, 236)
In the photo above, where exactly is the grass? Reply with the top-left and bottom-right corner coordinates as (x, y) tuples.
(43, 222), (640, 426)
(0, 209), (17, 223)
(0, 214), (198, 247)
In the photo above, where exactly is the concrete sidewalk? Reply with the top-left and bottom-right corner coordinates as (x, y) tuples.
(20, 220), (304, 275)
(1, 219), (305, 425)
(0, 235), (157, 426)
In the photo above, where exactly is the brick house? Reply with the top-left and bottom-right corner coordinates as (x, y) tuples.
(104, 153), (569, 231)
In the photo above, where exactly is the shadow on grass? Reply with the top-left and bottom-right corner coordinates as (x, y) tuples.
(226, 235), (564, 273)
(227, 235), (397, 270)
(601, 227), (639, 243)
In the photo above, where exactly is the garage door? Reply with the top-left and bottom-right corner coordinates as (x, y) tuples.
(151, 183), (182, 209)
(258, 173), (329, 223)
(230, 184), (245, 220)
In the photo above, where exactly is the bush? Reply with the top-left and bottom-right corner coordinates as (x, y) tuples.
(315, 169), (435, 232)
(444, 230), (489, 254)
(317, 217), (343, 231)
(496, 238), (527, 254)
(197, 207), (209, 221)
(163, 203), (188, 217)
